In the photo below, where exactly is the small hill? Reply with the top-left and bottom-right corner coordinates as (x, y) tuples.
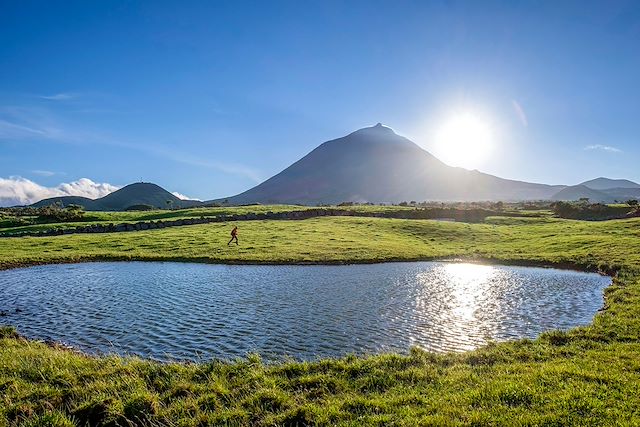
(215, 124), (565, 205)
(551, 185), (616, 203)
(605, 187), (640, 201)
(32, 182), (203, 211)
(96, 183), (197, 211)
(31, 196), (98, 209)
(580, 177), (640, 190)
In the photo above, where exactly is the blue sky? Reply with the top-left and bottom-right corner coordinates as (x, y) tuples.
(1, 0), (639, 203)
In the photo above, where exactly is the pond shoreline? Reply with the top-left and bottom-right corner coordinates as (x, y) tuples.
(1, 259), (612, 363)
(0, 254), (617, 276)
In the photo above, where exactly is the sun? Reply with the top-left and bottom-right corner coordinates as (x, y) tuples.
(434, 112), (494, 169)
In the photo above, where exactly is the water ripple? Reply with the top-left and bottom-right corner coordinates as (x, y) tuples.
(0, 261), (609, 361)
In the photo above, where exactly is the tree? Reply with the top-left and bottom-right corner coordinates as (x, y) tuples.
(626, 199), (639, 206)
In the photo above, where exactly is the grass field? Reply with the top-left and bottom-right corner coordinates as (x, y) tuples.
(0, 204), (544, 236)
(0, 205), (312, 236)
(1, 212), (640, 426)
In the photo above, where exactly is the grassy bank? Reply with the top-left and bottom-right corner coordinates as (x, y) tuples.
(1, 215), (640, 425)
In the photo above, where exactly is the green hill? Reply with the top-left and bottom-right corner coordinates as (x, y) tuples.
(32, 182), (203, 211)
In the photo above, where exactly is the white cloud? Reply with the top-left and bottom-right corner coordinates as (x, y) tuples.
(0, 106), (67, 141)
(584, 144), (622, 153)
(30, 170), (57, 177)
(511, 100), (528, 127)
(0, 104), (262, 184)
(171, 191), (200, 201)
(39, 93), (79, 101)
(0, 177), (119, 207)
(147, 146), (263, 183)
(0, 118), (49, 139)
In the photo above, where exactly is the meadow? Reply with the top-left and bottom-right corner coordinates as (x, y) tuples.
(1, 210), (640, 426)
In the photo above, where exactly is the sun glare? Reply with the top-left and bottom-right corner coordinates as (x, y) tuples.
(434, 112), (494, 169)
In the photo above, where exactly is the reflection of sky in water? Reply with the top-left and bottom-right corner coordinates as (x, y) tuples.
(0, 262), (609, 361)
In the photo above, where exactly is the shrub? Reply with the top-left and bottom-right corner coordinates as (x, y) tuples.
(37, 204), (85, 222)
(125, 204), (155, 211)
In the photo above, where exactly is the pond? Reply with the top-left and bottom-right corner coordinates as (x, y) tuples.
(0, 261), (609, 361)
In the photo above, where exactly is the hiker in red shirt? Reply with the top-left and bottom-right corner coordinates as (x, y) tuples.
(228, 226), (239, 245)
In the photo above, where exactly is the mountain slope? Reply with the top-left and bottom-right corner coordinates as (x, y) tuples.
(219, 124), (565, 204)
(604, 188), (640, 201)
(96, 183), (197, 210)
(32, 183), (202, 211)
(551, 185), (616, 203)
(31, 196), (98, 210)
(580, 177), (640, 190)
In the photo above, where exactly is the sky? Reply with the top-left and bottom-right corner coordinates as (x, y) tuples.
(1, 0), (639, 205)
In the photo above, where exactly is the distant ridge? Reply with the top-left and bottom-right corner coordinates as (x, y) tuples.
(215, 124), (566, 205)
(551, 185), (616, 203)
(31, 182), (203, 211)
(550, 178), (640, 203)
(579, 177), (640, 191)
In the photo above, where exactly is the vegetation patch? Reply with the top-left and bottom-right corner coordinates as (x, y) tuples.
(1, 209), (640, 425)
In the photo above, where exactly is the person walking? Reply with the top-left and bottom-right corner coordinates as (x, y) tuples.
(228, 226), (239, 245)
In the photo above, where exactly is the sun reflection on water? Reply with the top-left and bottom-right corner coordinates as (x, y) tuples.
(414, 263), (502, 351)
(446, 263), (496, 320)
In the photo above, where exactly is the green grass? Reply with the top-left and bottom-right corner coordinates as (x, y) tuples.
(0, 205), (312, 236)
(0, 204), (542, 236)
(1, 214), (640, 425)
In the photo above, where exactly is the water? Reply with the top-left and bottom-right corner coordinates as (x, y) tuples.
(0, 261), (609, 361)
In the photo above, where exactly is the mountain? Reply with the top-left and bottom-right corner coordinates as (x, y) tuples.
(217, 124), (566, 205)
(580, 177), (640, 190)
(550, 178), (640, 203)
(603, 188), (640, 201)
(31, 196), (99, 210)
(32, 183), (203, 211)
(550, 185), (616, 203)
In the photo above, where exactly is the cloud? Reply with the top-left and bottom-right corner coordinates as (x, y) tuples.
(584, 144), (622, 153)
(39, 93), (79, 101)
(511, 100), (528, 127)
(30, 170), (57, 177)
(149, 147), (263, 183)
(0, 177), (119, 207)
(0, 106), (67, 141)
(0, 118), (49, 139)
(171, 191), (200, 201)
(0, 104), (263, 183)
